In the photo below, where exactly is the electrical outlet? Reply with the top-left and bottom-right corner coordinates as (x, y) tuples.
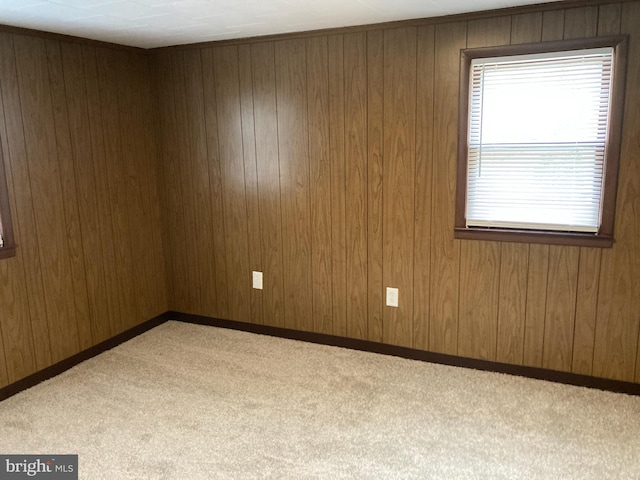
(252, 271), (263, 290)
(386, 287), (399, 307)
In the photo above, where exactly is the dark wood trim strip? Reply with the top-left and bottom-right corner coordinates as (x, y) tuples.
(151, 0), (624, 52)
(0, 312), (172, 402)
(0, 23), (149, 54)
(171, 311), (640, 396)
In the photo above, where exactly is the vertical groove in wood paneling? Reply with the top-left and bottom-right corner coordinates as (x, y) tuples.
(457, 17), (510, 362)
(366, 30), (384, 344)
(429, 21), (466, 355)
(306, 36), (333, 335)
(328, 34), (347, 338)
(344, 32), (368, 341)
(594, 0), (640, 383)
(238, 44), (264, 325)
(382, 27), (417, 348)
(275, 39), (312, 332)
(413, 25), (435, 351)
(250, 42), (284, 328)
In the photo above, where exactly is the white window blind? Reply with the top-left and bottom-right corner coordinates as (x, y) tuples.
(466, 47), (614, 233)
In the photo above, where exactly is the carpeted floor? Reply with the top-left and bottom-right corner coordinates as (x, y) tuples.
(1, 320), (639, 479)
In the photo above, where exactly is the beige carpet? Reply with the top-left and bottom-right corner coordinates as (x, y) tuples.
(1, 321), (639, 479)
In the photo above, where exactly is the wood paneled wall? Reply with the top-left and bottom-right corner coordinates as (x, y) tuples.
(0, 32), (167, 388)
(155, 1), (640, 383)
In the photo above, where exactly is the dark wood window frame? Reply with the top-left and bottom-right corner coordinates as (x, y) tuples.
(455, 35), (628, 248)
(0, 138), (16, 260)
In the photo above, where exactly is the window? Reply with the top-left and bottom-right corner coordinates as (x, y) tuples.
(0, 139), (16, 260)
(455, 36), (628, 247)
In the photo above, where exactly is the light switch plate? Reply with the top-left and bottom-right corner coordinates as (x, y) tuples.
(252, 271), (263, 290)
(386, 287), (399, 307)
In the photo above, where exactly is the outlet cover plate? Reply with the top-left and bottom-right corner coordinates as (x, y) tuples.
(386, 287), (399, 307)
(252, 271), (263, 290)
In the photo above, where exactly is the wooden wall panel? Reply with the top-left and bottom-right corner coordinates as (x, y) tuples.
(250, 42), (284, 328)
(184, 49), (217, 316)
(382, 27), (417, 348)
(14, 35), (81, 362)
(328, 34), (347, 338)
(152, 0), (640, 385)
(0, 33), (52, 370)
(413, 25), (435, 351)
(214, 46), (252, 324)
(83, 46), (121, 339)
(98, 49), (139, 334)
(3, 0), (639, 389)
(0, 32), (166, 385)
(238, 45), (264, 325)
(366, 30), (384, 344)
(429, 22), (466, 355)
(46, 39), (93, 350)
(344, 32), (368, 341)
(275, 39), (312, 332)
(201, 47), (230, 319)
(61, 42), (110, 345)
(171, 52), (200, 313)
(306, 36), (333, 335)
(0, 100), (35, 384)
(155, 51), (182, 313)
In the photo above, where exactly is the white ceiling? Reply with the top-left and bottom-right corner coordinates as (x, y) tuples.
(0, 0), (562, 49)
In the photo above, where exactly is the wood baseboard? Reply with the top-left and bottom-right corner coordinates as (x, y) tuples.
(2, 310), (638, 402)
(171, 311), (640, 396)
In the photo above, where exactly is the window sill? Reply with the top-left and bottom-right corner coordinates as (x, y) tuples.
(454, 227), (613, 248)
(0, 245), (16, 260)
